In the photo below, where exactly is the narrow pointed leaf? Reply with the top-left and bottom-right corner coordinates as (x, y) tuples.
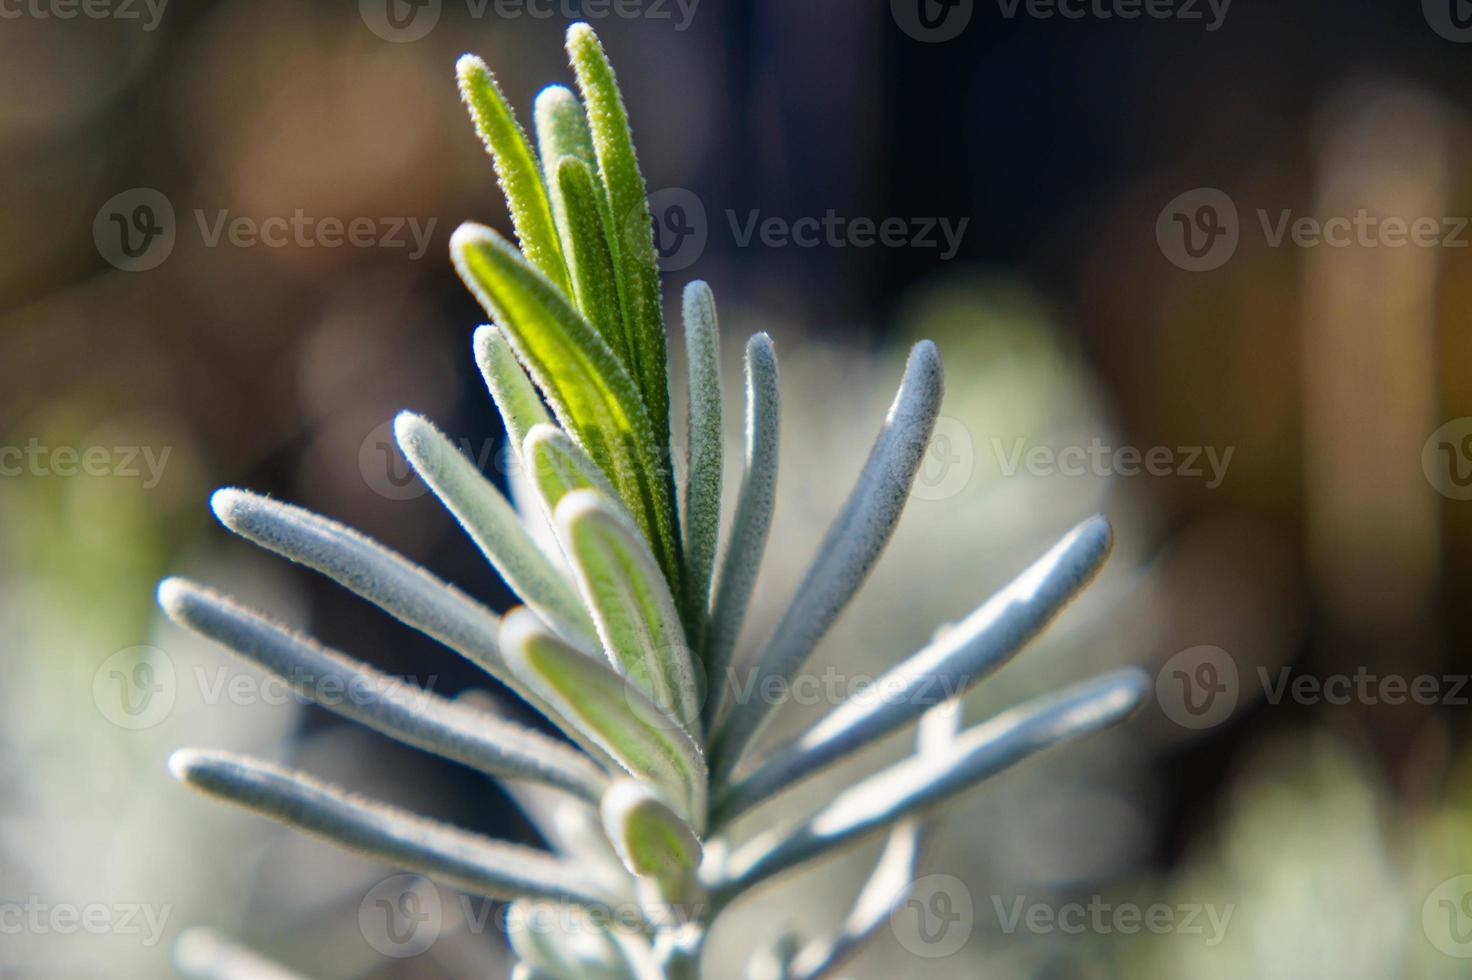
(679, 281), (722, 646)
(523, 421), (623, 510)
(715, 516), (1113, 821)
(565, 23), (668, 440)
(159, 578), (607, 801)
(452, 223), (680, 596)
(555, 488), (700, 731)
(457, 55), (571, 296)
(703, 333), (780, 733)
(712, 341), (942, 774)
(555, 157), (629, 365)
(600, 780), (702, 898)
(209, 488), (610, 765)
(535, 84), (599, 185)
(170, 749), (621, 909)
(500, 608), (707, 827)
(174, 928), (310, 980)
(394, 411), (595, 646)
(475, 324), (554, 453)
(713, 669), (1148, 902)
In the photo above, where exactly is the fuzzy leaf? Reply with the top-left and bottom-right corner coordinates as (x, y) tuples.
(555, 488), (700, 731)
(499, 608), (707, 827)
(457, 55), (571, 296)
(523, 422), (625, 510)
(535, 84), (600, 186)
(475, 325), (554, 453)
(715, 516), (1113, 821)
(600, 780), (702, 898)
(170, 749), (620, 909)
(452, 223), (680, 596)
(679, 281), (722, 647)
(702, 333), (780, 732)
(713, 669), (1148, 902)
(712, 341), (942, 773)
(565, 22), (668, 441)
(555, 157), (629, 366)
(160, 578), (608, 801)
(394, 411), (595, 647)
(507, 900), (634, 980)
(174, 928), (309, 980)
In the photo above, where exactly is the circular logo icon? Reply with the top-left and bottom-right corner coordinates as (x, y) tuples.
(1422, 418), (1472, 501)
(891, 0), (974, 42)
(360, 875), (442, 958)
(623, 647), (705, 732)
(93, 188), (175, 272)
(1424, 875), (1472, 957)
(1156, 188), (1238, 272)
(639, 188), (707, 273)
(1156, 645), (1238, 730)
(891, 873), (974, 958)
(912, 415), (975, 501)
(93, 645), (177, 730)
(359, 419), (428, 501)
(360, 0), (441, 42)
(1424, 0), (1472, 42)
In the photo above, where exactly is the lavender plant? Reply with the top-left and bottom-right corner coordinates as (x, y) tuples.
(161, 23), (1148, 979)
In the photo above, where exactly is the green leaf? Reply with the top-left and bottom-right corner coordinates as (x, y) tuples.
(555, 157), (629, 366)
(457, 54), (571, 297)
(565, 22), (669, 443)
(506, 900), (635, 980)
(170, 749), (621, 909)
(679, 281), (723, 649)
(452, 223), (681, 599)
(714, 515), (1114, 822)
(523, 421), (623, 511)
(474, 325), (554, 453)
(535, 84), (599, 183)
(703, 333), (780, 734)
(159, 578), (609, 801)
(499, 607), (706, 827)
(394, 411), (595, 647)
(554, 488), (700, 732)
(712, 341), (942, 777)
(600, 780), (702, 901)
(712, 670), (1148, 903)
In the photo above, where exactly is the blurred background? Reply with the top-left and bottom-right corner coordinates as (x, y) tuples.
(3, 0), (1472, 976)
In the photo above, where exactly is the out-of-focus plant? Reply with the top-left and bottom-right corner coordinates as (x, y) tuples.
(160, 23), (1147, 978)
